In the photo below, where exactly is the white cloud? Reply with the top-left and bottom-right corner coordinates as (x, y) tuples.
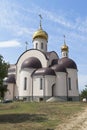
(0, 40), (21, 48)
(0, 1), (35, 38)
(33, 6), (87, 33)
(1, 1), (87, 40)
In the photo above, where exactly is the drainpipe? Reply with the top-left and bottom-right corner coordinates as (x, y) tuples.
(66, 73), (68, 101)
(43, 75), (45, 101)
(32, 77), (33, 101)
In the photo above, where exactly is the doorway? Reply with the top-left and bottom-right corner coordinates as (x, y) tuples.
(52, 84), (55, 97)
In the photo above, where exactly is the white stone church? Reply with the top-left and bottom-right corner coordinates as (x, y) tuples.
(4, 18), (79, 102)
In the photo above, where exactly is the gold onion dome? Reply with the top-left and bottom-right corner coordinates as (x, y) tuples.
(33, 27), (48, 41)
(61, 35), (68, 52)
(33, 15), (48, 41)
(61, 43), (68, 52)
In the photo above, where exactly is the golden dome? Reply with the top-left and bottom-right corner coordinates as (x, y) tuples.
(61, 44), (68, 52)
(33, 28), (48, 41)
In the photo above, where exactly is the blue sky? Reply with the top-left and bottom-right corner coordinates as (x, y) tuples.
(0, 0), (87, 91)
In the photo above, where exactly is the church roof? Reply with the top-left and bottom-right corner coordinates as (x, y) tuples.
(51, 59), (58, 66)
(33, 67), (56, 76)
(21, 57), (42, 69)
(58, 57), (77, 69)
(45, 51), (58, 60)
(6, 74), (16, 84)
(51, 64), (67, 73)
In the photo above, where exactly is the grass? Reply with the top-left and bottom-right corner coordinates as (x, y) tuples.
(0, 101), (86, 130)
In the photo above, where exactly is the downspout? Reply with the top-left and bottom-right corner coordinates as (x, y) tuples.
(66, 72), (68, 101)
(43, 75), (45, 101)
(31, 70), (36, 102)
(32, 76), (33, 101)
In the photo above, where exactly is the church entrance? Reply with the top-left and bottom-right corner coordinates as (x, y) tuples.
(52, 84), (55, 97)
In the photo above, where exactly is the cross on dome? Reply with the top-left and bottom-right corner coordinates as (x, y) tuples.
(25, 41), (28, 51)
(39, 14), (42, 29)
(32, 15), (48, 41)
(61, 35), (68, 52)
(63, 35), (66, 45)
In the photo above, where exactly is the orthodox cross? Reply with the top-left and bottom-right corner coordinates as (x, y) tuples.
(63, 35), (66, 44)
(39, 14), (42, 29)
(25, 41), (28, 51)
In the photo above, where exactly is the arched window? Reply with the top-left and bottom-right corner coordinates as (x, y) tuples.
(76, 79), (78, 90)
(40, 78), (43, 90)
(52, 84), (55, 96)
(24, 77), (27, 90)
(36, 43), (38, 49)
(41, 42), (43, 49)
(68, 77), (71, 90)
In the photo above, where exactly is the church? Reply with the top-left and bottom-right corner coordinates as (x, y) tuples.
(4, 17), (79, 102)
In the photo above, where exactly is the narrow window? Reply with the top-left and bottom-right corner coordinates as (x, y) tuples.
(68, 78), (71, 90)
(66, 53), (68, 57)
(41, 42), (43, 49)
(46, 44), (47, 50)
(24, 77), (27, 90)
(40, 78), (43, 90)
(36, 43), (38, 49)
(76, 79), (78, 90)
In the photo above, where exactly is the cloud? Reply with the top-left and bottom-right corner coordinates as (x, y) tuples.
(0, 40), (21, 48)
(32, 5), (87, 33)
(1, 0), (87, 41)
(0, 1), (35, 38)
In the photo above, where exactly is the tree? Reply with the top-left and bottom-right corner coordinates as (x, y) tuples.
(80, 85), (87, 100)
(0, 55), (9, 99)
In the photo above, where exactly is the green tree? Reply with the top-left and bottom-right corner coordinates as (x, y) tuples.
(0, 55), (9, 99)
(80, 85), (87, 100)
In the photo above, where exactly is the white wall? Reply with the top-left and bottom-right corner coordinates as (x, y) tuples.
(4, 84), (14, 100)
(45, 76), (56, 96)
(33, 75), (56, 97)
(67, 69), (79, 96)
(33, 77), (43, 96)
(19, 69), (34, 97)
(56, 72), (67, 96)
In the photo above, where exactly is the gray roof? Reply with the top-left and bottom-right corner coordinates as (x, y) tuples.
(6, 74), (16, 84)
(51, 59), (58, 66)
(21, 57), (42, 69)
(58, 57), (77, 69)
(51, 64), (67, 73)
(33, 67), (56, 76)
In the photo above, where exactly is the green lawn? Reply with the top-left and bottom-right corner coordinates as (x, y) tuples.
(0, 101), (86, 130)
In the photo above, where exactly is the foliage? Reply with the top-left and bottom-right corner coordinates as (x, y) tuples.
(0, 55), (9, 98)
(80, 85), (87, 100)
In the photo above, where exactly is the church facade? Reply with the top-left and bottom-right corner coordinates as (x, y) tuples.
(4, 20), (79, 102)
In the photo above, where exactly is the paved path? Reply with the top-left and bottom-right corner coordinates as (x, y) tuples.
(55, 107), (87, 130)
